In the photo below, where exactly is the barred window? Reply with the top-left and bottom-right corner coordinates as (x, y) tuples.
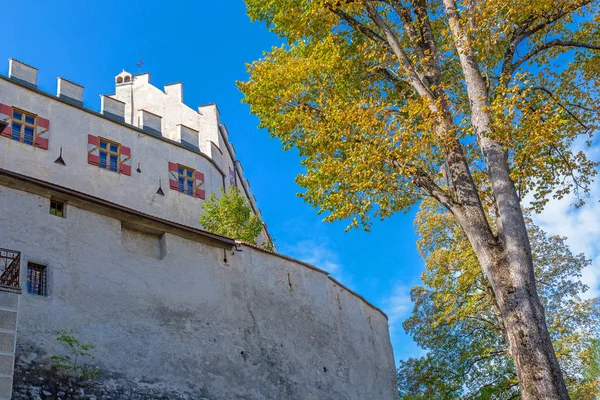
(12, 109), (36, 145)
(26, 263), (47, 296)
(0, 249), (20, 288)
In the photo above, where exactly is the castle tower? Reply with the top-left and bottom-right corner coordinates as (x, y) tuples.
(0, 58), (395, 400)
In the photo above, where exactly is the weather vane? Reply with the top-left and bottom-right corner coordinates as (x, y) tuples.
(136, 52), (144, 71)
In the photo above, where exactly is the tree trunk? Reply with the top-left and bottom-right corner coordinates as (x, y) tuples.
(439, 0), (571, 397)
(486, 243), (569, 399)
(451, 199), (569, 399)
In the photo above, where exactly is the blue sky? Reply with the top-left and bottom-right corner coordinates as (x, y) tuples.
(5, 0), (598, 366)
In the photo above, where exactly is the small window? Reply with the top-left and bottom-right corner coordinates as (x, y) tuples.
(99, 138), (120, 172)
(50, 200), (65, 218)
(116, 77), (123, 84)
(26, 263), (47, 296)
(0, 249), (21, 288)
(11, 109), (37, 145)
(124, 76), (131, 83)
(178, 165), (195, 196)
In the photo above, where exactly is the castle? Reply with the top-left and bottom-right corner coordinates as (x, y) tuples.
(0, 58), (396, 399)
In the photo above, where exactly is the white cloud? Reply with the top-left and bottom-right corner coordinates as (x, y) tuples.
(383, 283), (413, 332)
(280, 239), (353, 288)
(529, 139), (600, 298)
(381, 283), (425, 362)
(532, 178), (600, 298)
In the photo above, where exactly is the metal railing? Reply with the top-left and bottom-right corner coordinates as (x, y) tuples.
(0, 248), (20, 288)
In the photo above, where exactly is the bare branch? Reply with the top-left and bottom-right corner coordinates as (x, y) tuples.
(326, 5), (388, 45)
(529, 86), (591, 131)
(364, 1), (436, 102)
(386, 0), (428, 60)
(521, 0), (594, 40)
(412, 169), (457, 212)
(501, 0), (595, 82)
(512, 40), (600, 71)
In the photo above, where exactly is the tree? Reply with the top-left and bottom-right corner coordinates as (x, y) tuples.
(584, 340), (600, 384)
(240, 1), (600, 397)
(199, 187), (271, 248)
(397, 199), (600, 399)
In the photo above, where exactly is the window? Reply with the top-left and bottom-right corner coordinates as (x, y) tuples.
(88, 135), (131, 175)
(99, 138), (120, 172)
(11, 109), (36, 145)
(0, 249), (20, 288)
(168, 162), (204, 199)
(178, 165), (195, 196)
(50, 200), (65, 218)
(26, 263), (47, 296)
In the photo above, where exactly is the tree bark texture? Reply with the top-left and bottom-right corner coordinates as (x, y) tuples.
(442, 0), (570, 398)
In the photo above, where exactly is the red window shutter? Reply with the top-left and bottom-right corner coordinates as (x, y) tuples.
(195, 170), (205, 199)
(35, 117), (49, 150)
(119, 145), (131, 176)
(87, 135), (100, 165)
(168, 162), (179, 190)
(0, 104), (12, 138)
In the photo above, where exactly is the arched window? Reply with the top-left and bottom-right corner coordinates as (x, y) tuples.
(124, 76), (131, 83)
(117, 77), (123, 84)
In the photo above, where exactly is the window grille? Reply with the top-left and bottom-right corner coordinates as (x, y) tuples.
(26, 263), (47, 296)
(0, 249), (20, 288)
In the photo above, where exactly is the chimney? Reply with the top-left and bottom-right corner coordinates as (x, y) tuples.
(101, 95), (126, 123)
(178, 124), (199, 150)
(8, 59), (38, 88)
(57, 78), (84, 106)
(139, 109), (162, 136)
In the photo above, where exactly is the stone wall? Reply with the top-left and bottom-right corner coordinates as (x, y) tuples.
(0, 288), (19, 400)
(0, 182), (396, 400)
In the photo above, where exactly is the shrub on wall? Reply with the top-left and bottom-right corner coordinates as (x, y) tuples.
(200, 187), (273, 250)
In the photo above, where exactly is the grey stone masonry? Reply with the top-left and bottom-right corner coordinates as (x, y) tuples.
(0, 287), (19, 400)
